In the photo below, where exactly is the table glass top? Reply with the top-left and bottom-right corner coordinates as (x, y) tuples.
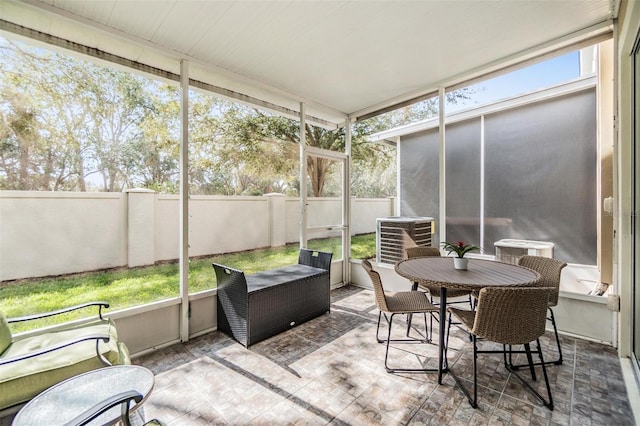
(13, 365), (154, 426)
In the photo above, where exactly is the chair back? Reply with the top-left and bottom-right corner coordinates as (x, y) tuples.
(472, 287), (551, 345)
(361, 259), (389, 312)
(405, 246), (441, 259)
(71, 389), (164, 426)
(517, 256), (567, 306)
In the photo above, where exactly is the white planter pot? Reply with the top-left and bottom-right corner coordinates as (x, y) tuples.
(453, 257), (469, 270)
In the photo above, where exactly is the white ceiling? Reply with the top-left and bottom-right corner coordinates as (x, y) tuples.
(1, 0), (616, 126)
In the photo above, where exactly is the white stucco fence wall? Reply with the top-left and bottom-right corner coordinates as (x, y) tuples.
(0, 191), (393, 281)
(0, 191), (127, 280)
(350, 197), (396, 235)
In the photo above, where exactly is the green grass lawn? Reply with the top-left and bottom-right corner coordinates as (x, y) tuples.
(0, 234), (375, 332)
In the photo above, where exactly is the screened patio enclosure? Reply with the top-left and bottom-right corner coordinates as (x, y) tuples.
(390, 78), (598, 265)
(1, 0), (640, 417)
(365, 73), (614, 345)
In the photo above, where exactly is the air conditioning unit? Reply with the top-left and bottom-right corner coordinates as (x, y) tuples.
(494, 239), (554, 265)
(376, 216), (435, 265)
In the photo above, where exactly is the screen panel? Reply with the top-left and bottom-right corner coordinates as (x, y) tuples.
(445, 119), (482, 248)
(484, 89), (597, 263)
(399, 128), (440, 227)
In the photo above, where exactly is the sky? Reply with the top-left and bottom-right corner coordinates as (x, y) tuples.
(447, 51), (583, 113)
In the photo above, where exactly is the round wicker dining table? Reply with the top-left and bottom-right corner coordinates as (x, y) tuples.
(395, 256), (540, 384)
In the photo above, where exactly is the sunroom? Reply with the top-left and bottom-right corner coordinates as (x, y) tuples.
(0, 0), (639, 424)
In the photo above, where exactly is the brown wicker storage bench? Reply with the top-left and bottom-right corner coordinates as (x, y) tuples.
(213, 249), (333, 347)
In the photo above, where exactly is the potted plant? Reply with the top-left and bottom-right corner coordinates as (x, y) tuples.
(441, 241), (480, 270)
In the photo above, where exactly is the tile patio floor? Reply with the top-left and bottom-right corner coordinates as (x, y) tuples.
(2, 285), (634, 425)
(137, 286), (633, 425)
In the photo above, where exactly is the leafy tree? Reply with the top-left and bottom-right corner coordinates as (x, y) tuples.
(0, 38), (181, 192)
(0, 44), (87, 191)
(0, 93), (38, 190)
(0, 35), (471, 197)
(214, 89), (471, 197)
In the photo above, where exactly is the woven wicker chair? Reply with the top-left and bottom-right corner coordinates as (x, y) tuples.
(361, 259), (440, 373)
(405, 246), (441, 259)
(517, 255), (567, 366)
(447, 287), (554, 410)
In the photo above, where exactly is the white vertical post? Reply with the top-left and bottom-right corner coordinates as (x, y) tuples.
(394, 136), (401, 216)
(299, 102), (308, 248)
(480, 115), (485, 251)
(343, 118), (352, 283)
(126, 188), (156, 267)
(438, 87), (446, 246)
(179, 60), (189, 342)
(264, 193), (286, 247)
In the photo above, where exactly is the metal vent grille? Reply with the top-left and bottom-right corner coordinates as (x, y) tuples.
(376, 217), (434, 265)
(494, 239), (554, 265)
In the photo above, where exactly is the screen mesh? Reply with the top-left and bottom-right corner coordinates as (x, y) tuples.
(399, 88), (597, 264)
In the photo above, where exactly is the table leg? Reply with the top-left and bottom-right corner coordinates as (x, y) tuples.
(438, 287), (447, 384)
